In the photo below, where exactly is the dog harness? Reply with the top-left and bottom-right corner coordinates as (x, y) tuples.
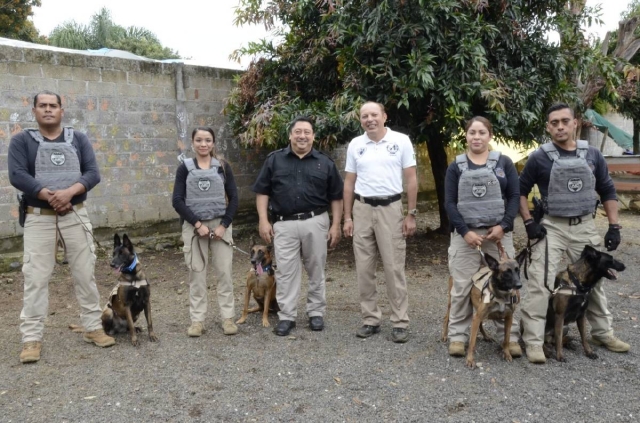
(184, 158), (227, 221)
(542, 140), (597, 217)
(456, 151), (505, 228)
(472, 266), (519, 312)
(26, 127), (82, 191)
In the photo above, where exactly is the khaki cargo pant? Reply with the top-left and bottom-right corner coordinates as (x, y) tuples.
(447, 230), (520, 343)
(21, 206), (102, 342)
(273, 212), (329, 321)
(353, 199), (409, 329)
(520, 214), (613, 346)
(181, 219), (235, 323)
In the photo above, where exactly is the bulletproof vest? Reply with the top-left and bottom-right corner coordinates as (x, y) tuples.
(184, 158), (227, 221)
(542, 140), (596, 217)
(27, 127), (82, 191)
(456, 151), (505, 228)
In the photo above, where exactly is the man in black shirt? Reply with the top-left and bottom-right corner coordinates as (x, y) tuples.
(253, 117), (344, 336)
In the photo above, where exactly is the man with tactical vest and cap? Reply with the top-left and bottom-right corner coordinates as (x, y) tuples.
(519, 102), (628, 364)
(8, 91), (115, 364)
(253, 117), (344, 337)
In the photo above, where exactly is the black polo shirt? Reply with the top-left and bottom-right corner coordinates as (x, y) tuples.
(252, 146), (344, 216)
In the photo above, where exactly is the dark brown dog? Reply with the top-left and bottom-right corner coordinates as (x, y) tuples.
(102, 234), (158, 346)
(544, 245), (625, 362)
(236, 238), (279, 327)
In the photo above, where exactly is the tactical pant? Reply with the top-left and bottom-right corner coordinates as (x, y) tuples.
(447, 229), (520, 343)
(21, 206), (102, 342)
(273, 212), (329, 321)
(353, 199), (409, 329)
(521, 214), (613, 346)
(182, 219), (235, 323)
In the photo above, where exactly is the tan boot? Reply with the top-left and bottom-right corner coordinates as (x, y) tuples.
(83, 329), (116, 347)
(526, 344), (546, 364)
(187, 321), (205, 337)
(448, 341), (465, 357)
(222, 318), (238, 335)
(508, 342), (522, 358)
(20, 341), (42, 363)
(590, 335), (630, 353)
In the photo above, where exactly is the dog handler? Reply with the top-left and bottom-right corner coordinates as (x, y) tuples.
(8, 91), (115, 363)
(253, 117), (343, 336)
(172, 127), (239, 337)
(444, 116), (521, 358)
(343, 101), (418, 343)
(519, 103), (628, 364)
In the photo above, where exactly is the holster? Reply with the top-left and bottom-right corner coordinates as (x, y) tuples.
(18, 194), (27, 227)
(532, 196), (544, 223)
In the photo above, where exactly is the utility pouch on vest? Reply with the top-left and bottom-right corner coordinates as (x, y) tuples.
(532, 196), (544, 223)
(18, 193), (27, 227)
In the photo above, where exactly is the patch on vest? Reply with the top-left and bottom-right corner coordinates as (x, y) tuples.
(50, 151), (66, 166)
(472, 184), (487, 198)
(567, 177), (583, 193)
(495, 167), (505, 178)
(198, 178), (211, 191)
(386, 143), (399, 155)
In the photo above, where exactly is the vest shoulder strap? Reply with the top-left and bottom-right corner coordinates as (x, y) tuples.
(486, 151), (501, 170)
(576, 140), (589, 159)
(63, 127), (74, 145)
(455, 154), (468, 172)
(25, 128), (44, 143)
(210, 158), (221, 168)
(184, 158), (196, 171)
(541, 143), (560, 162)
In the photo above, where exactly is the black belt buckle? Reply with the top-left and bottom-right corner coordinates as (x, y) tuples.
(568, 216), (582, 226)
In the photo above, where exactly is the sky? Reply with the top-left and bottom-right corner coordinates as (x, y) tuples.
(31, 0), (633, 70)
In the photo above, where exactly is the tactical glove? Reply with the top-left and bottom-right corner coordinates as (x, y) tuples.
(604, 224), (621, 251)
(524, 219), (547, 240)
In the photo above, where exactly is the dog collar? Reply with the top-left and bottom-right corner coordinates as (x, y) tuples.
(121, 254), (138, 274)
(254, 263), (273, 275)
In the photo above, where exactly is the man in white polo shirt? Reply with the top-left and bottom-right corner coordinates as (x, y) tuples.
(343, 101), (418, 343)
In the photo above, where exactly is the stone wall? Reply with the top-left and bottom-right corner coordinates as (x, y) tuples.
(0, 44), (268, 253)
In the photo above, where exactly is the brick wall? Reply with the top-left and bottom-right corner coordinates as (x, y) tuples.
(0, 44), (268, 253)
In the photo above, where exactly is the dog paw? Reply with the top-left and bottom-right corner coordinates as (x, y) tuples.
(503, 352), (513, 362)
(262, 320), (271, 328)
(465, 359), (476, 369)
(586, 352), (598, 360)
(441, 335), (448, 343)
(149, 334), (159, 342)
(556, 355), (566, 362)
(236, 318), (246, 325)
(131, 338), (139, 347)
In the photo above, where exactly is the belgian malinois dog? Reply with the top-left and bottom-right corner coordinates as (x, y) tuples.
(236, 238), (279, 327)
(544, 245), (625, 362)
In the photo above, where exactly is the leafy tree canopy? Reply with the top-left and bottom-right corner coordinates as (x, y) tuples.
(0, 0), (42, 41)
(226, 0), (599, 229)
(48, 7), (180, 60)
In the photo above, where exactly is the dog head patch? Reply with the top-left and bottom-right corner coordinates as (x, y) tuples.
(567, 177), (583, 193)
(198, 178), (211, 191)
(50, 151), (66, 166)
(472, 184), (487, 198)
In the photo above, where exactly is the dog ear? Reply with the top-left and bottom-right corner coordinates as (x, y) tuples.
(484, 253), (500, 272)
(267, 244), (273, 253)
(250, 236), (256, 248)
(122, 234), (134, 252)
(582, 244), (599, 260)
(114, 233), (121, 247)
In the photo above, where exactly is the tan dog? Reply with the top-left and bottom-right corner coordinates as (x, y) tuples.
(236, 238), (279, 327)
(442, 248), (525, 369)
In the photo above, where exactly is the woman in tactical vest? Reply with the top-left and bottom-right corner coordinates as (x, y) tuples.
(443, 117), (521, 358)
(172, 127), (239, 337)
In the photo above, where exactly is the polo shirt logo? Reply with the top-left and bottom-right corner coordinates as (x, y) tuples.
(198, 178), (211, 191)
(357, 147), (366, 156)
(387, 143), (399, 155)
(50, 151), (65, 166)
(472, 184), (487, 198)
(567, 177), (583, 193)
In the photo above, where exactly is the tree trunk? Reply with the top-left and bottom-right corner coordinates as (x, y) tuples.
(425, 130), (450, 233)
(634, 119), (639, 155)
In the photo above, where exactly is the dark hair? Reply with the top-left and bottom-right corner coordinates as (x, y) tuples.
(288, 116), (315, 134)
(191, 126), (216, 142)
(33, 91), (62, 107)
(360, 101), (386, 114)
(546, 103), (574, 119)
(464, 116), (493, 136)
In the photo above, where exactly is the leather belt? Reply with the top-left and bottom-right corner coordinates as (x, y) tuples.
(275, 207), (328, 222)
(26, 203), (84, 215)
(355, 193), (401, 207)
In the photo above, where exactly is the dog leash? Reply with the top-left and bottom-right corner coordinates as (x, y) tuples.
(207, 230), (250, 256)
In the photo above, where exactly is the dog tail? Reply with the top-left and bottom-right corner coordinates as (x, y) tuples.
(68, 324), (85, 333)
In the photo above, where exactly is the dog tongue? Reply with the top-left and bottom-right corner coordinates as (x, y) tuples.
(608, 269), (618, 280)
(257, 263), (264, 275)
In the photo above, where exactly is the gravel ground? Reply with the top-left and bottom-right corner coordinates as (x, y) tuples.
(0, 210), (639, 423)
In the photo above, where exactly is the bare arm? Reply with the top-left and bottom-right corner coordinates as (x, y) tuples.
(519, 195), (532, 222)
(342, 172), (356, 237)
(602, 199), (619, 224)
(328, 199), (343, 248)
(403, 166), (417, 237)
(256, 194), (274, 244)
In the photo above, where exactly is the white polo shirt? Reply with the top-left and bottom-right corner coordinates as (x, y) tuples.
(345, 128), (416, 197)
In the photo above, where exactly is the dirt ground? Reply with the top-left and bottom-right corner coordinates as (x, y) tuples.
(0, 210), (639, 422)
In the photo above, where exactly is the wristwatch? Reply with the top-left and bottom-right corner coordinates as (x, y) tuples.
(408, 208), (418, 216)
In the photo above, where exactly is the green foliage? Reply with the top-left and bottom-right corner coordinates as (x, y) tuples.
(48, 7), (180, 59)
(0, 0), (41, 41)
(226, 0), (586, 151)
